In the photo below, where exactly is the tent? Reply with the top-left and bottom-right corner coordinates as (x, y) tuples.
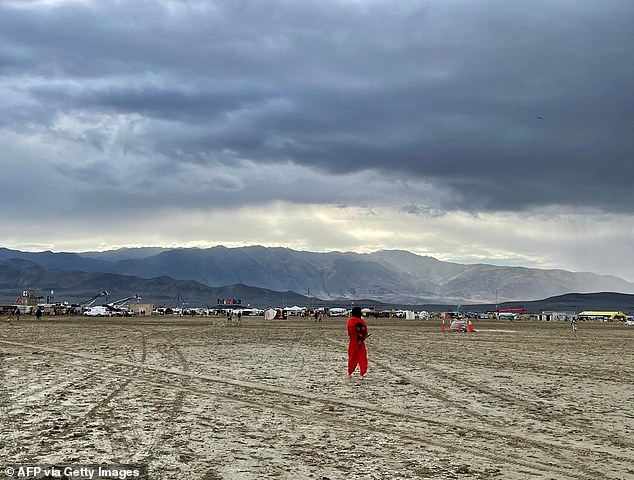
(284, 306), (305, 316)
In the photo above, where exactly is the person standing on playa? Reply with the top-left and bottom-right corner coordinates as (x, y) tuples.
(347, 306), (369, 379)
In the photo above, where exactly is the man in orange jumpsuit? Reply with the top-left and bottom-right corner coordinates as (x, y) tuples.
(347, 306), (369, 378)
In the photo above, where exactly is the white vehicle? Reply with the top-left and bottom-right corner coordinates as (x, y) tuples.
(328, 308), (348, 317)
(625, 318), (634, 326)
(83, 306), (112, 317)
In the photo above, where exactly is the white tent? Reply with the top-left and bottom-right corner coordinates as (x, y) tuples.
(264, 308), (277, 320)
(284, 305), (305, 316)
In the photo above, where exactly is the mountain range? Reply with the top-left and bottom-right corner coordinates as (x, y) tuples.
(1, 245), (634, 308)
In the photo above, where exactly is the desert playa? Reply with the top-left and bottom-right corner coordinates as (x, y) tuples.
(1, 317), (633, 480)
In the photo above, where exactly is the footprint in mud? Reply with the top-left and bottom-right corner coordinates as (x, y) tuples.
(200, 468), (223, 480)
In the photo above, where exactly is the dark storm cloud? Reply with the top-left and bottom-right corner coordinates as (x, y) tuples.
(2, 0), (634, 213)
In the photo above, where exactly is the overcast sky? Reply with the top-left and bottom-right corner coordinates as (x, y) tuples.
(2, 0), (634, 280)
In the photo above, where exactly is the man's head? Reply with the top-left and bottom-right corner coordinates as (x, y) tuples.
(351, 306), (362, 318)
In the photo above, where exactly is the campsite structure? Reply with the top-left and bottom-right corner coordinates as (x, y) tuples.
(13, 289), (41, 314)
(83, 294), (141, 317)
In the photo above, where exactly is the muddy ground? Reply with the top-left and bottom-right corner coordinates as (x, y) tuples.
(1, 316), (633, 480)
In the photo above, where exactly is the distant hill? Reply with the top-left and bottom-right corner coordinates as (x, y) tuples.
(1, 245), (634, 305)
(2, 258), (634, 313)
(410, 292), (634, 315)
(497, 292), (634, 314)
(0, 260), (311, 308)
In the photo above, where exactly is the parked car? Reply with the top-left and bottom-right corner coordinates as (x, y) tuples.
(83, 306), (112, 316)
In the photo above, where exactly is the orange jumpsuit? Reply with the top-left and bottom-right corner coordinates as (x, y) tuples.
(347, 315), (368, 376)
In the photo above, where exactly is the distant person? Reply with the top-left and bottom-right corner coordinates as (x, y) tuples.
(346, 306), (369, 379)
(36, 307), (43, 320)
(237, 310), (242, 325)
(571, 317), (578, 333)
(15, 308), (20, 321)
(226, 309), (232, 326)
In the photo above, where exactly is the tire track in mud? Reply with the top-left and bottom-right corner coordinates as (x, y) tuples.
(327, 334), (522, 420)
(435, 330), (634, 385)
(17, 354), (577, 479)
(9, 369), (102, 404)
(132, 330), (192, 466)
(322, 336), (626, 480)
(368, 355), (623, 480)
(463, 354), (634, 385)
(0, 353), (17, 437)
(366, 334), (634, 454)
(0, 338), (623, 480)
(58, 327), (166, 463)
(91, 327), (186, 462)
(2, 329), (190, 467)
(72, 360), (617, 479)
(24, 329), (147, 461)
(0, 356), (117, 461)
(73, 329), (146, 436)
